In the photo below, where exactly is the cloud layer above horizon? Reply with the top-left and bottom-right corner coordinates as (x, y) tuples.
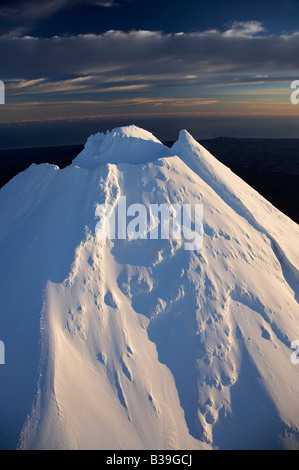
(0, 2), (299, 125)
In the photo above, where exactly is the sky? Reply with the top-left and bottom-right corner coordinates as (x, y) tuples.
(0, 0), (299, 147)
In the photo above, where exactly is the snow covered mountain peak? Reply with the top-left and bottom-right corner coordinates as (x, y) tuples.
(72, 125), (168, 169)
(1, 125), (299, 450)
(177, 128), (195, 143)
(112, 125), (161, 142)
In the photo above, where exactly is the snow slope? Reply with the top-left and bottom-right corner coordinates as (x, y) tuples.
(0, 125), (299, 450)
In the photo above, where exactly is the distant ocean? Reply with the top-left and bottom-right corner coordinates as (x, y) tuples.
(1, 114), (299, 149)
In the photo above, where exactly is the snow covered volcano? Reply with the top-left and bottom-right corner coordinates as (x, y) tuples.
(0, 125), (299, 450)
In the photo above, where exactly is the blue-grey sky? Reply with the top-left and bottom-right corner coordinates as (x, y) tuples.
(0, 0), (299, 146)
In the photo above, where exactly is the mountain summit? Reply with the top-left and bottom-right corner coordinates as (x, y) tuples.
(72, 125), (168, 168)
(0, 125), (299, 450)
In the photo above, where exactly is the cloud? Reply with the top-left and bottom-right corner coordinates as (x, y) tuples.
(0, 0), (121, 19)
(0, 97), (222, 124)
(0, 0), (126, 36)
(0, 0), (67, 20)
(222, 21), (266, 37)
(6, 77), (151, 96)
(2, 25), (299, 82)
(1, 22), (299, 124)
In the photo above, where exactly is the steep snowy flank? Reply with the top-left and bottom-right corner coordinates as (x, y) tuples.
(172, 130), (299, 275)
(0, 125), (299, 450)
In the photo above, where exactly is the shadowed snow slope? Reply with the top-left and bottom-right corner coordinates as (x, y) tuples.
(0, 125), (299, 450)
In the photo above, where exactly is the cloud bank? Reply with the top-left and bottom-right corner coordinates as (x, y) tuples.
(1, 22), (298, 123)
(1, 24), (299, 85)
